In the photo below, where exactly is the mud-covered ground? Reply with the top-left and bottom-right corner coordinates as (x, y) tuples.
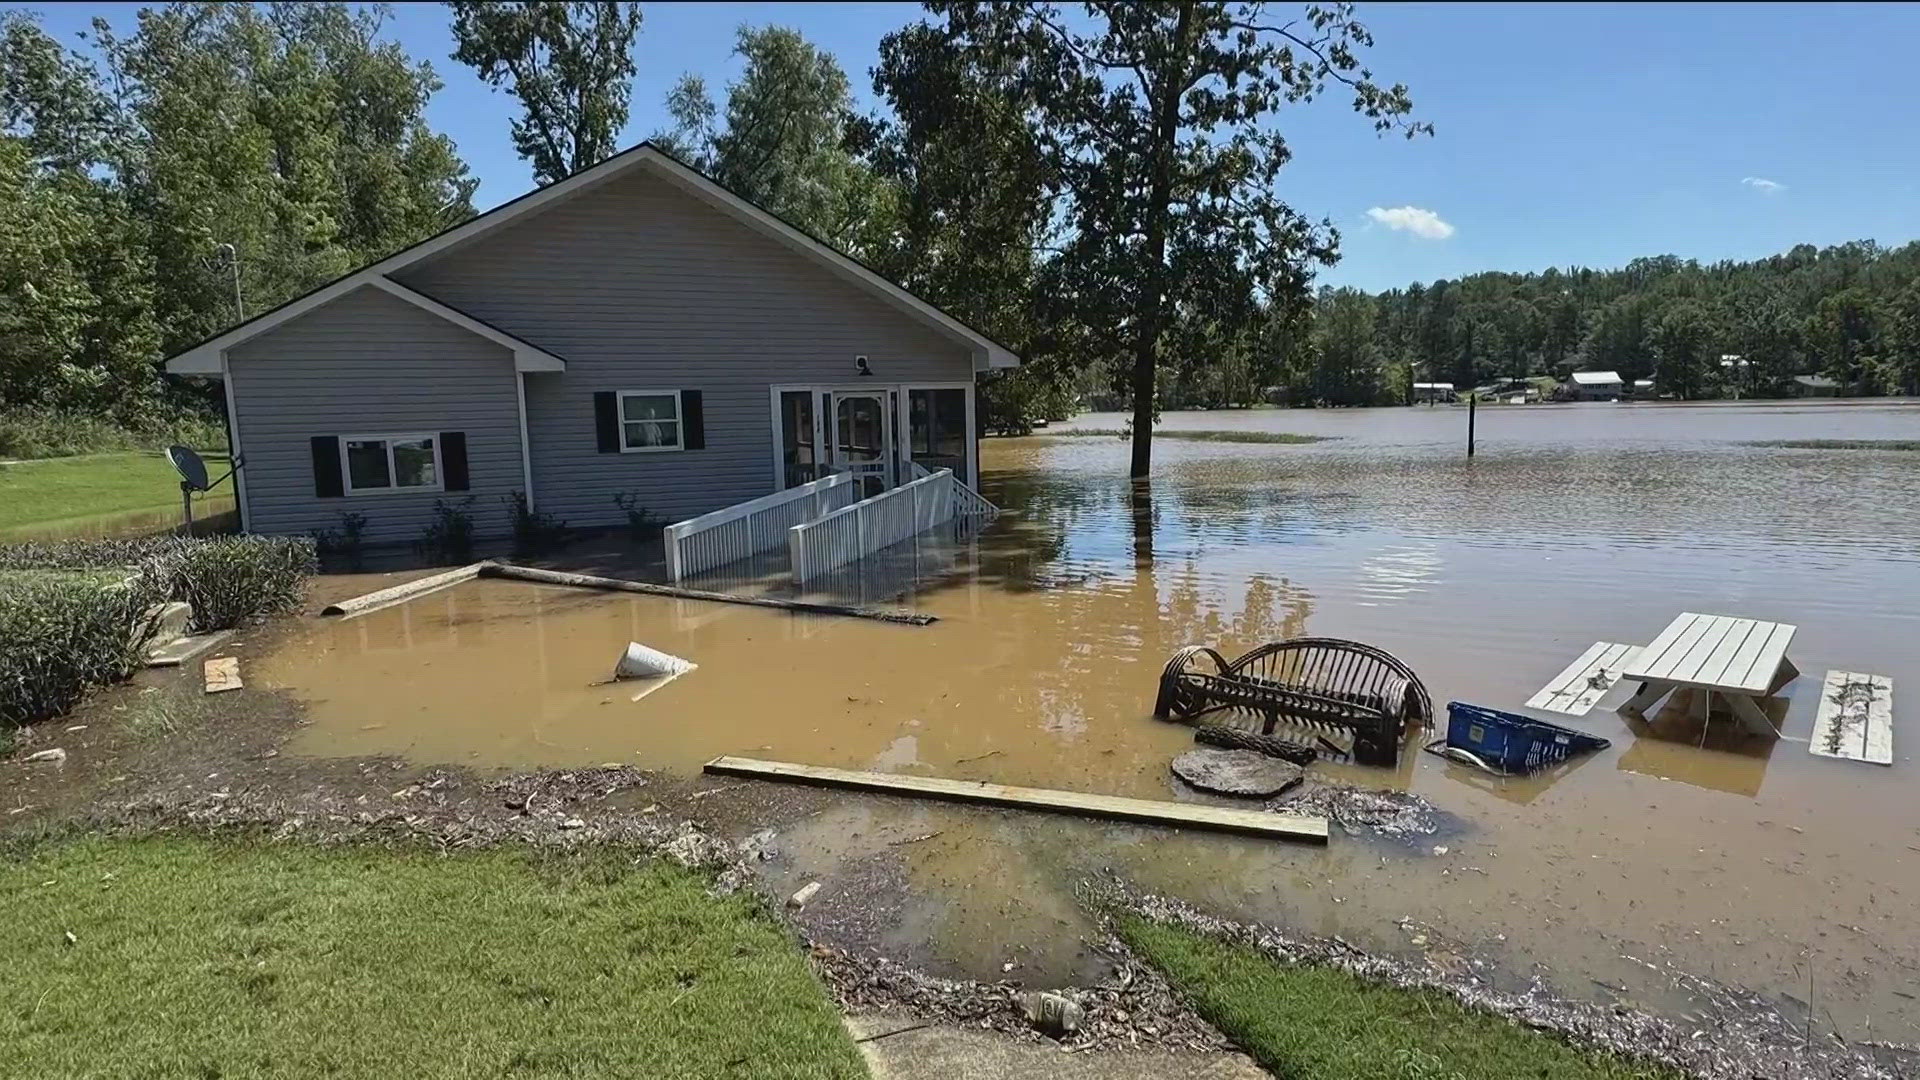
(5, 599), (1911, 1080)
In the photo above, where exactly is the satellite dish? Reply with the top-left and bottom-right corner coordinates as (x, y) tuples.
(167, 445), (210, 492)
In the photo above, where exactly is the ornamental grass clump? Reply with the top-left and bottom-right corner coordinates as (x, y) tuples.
(0, 574), (166, 732)
(143, 536), (316, 633)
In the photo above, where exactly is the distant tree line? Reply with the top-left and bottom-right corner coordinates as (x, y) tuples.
(1178, 239), (1920, 410)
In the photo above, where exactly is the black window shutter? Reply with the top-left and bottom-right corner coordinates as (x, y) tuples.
(594, 391), (620, 452)
(439, 431), (469, 491)
(311, 436), (343, 498)
(680, 390), (704, 450)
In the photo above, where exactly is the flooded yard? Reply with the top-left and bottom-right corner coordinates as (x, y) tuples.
(253, 399), (1920, 1042)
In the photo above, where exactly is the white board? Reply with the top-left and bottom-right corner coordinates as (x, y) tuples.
(1527, 642), (1643, 716)
(1809, 670), (1893, 765)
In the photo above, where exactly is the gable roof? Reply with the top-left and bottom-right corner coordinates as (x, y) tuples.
(165, 143), (1020, 376)
(167, 276), (566, 375)
(1570, 370), (1623, 385)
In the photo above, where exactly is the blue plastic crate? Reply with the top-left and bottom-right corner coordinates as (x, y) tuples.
(1438, 702), (1610, 776)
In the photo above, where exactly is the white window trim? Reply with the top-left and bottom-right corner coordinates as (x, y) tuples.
(617, 389), (685, 453)
(340, 433), (445, 496)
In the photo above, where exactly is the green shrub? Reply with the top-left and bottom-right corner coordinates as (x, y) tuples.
(311, 511), (370, 570)
(0, 575), (167, 730)
(0, 407), (226, 460)
(505, 492), (568, 556)
(613, 492), (666, 542)
(415, 497), (477, 565)
(141, 536), (316, 633)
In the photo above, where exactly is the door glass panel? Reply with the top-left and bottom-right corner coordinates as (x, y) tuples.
(779, 391), (817, 488)
(834, 394), (889, 496)
(908, 388), (969, 485)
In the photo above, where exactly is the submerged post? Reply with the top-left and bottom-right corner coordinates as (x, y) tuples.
(1467, 393), (1477, 457)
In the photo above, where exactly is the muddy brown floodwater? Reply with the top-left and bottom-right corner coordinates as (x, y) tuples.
(254, 399), (1920, 1044)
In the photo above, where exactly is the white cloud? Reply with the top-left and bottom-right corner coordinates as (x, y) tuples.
(1742, 176), (1785, 194)
(1365, 205), (1455, 240)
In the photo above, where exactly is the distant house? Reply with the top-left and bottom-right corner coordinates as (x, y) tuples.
(1792, 374), (1840, 397)
(1632, 378), (1656, 398)
(1411, 381), (1456, 404)
(1566, 370), (1624, 401)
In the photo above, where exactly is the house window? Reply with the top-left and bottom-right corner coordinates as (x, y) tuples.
(342, 434), (441, 494)
(619, 391), (682, 452)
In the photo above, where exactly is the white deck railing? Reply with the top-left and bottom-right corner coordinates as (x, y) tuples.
(788, 468), (998, 584)
(665, 472), (860, 581)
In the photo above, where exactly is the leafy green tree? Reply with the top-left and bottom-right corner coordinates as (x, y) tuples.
(1809, 288), (1881, 391)
(1309, 287), (1382, 405)
(655, 26), (891, 253)
(2, 12), (111, 169)
(932, 1), (1426, 477)
(449, 1), (642, 183)
(859, 18), (1055, 427)
(1651, 301), (1713, 400)
(1881, 280), (1920, 396)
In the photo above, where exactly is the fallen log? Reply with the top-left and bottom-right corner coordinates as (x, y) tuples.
(479, 563), (937, 626)
(1193, 724), (1319, 765)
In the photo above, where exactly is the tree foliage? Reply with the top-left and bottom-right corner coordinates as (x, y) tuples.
(924, 1), (1427, 475)
(448, 0), (642, 184)
(1283, 240), (1920, 404)
(0, 4), (474, 424)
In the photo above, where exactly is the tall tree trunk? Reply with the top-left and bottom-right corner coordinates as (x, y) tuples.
(1128, 1), (1193, 479)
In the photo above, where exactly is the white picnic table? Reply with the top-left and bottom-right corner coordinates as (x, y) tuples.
(1617, 612), (1799, 736)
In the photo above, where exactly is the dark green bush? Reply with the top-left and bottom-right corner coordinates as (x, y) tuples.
(311, 511), (370, 570)
(506, 492), (568, 556)
(143, 536), (316, 633)
(415, 497), (477, 565)
(613, 492), (666, 542)
(0, 575), (167, 730)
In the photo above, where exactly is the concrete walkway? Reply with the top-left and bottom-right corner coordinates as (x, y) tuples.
(847, 1016), (1268, 1080)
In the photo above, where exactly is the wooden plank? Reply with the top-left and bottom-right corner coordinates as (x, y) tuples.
(1526, 642), (1609, 710)
(1714, 620), (1778, 694)
(1637, 614), (1717, 681)
(703, 756), (1329, 844)
(319, 562), (486, 618)
(1625, 613), (1705, 681)
(1692, 618), (1759, 687)
(203, 656), (242, 694)
(480, 563), (937, 626)
(1810, 671), (1894, 765)
(1731, 622), (1796, 693)
(1664, 615), (1739, 683)
(1527, 642), (1642, 716)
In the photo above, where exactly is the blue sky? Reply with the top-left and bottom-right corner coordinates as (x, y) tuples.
(13, 2), (1920, 293)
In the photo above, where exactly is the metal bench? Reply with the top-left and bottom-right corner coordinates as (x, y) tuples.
(1154, 639), (1433, 767)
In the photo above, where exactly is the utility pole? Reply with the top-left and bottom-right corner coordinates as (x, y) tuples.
(216, 242), (244, 321)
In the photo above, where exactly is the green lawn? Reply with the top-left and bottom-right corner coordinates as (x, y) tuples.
(1118, 916), (1679, 1080)
(1, 835), (866, 1079)
(0, 452), (233, 537)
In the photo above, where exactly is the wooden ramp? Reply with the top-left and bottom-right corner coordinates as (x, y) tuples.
(703, 756), (1328, 844)
(1809, 671), (1893, 765)
(1526, 642), (1643, 716)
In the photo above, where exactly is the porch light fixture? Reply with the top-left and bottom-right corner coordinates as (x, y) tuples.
(855, 355), (873, 376)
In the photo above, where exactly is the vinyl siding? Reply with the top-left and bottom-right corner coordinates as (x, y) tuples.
(227, 286), (524, 543)
(395, 167), (974, 526)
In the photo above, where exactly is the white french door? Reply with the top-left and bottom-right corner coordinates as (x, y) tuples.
(829, 390), (894, 495)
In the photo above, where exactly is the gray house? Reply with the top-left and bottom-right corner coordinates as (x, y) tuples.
(165, 143), (1018, 543)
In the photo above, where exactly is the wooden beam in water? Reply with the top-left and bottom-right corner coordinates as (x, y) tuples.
(481, 563), (937, 626)
(704, 756), (1329, 844)
(320, 562), (487, 618)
